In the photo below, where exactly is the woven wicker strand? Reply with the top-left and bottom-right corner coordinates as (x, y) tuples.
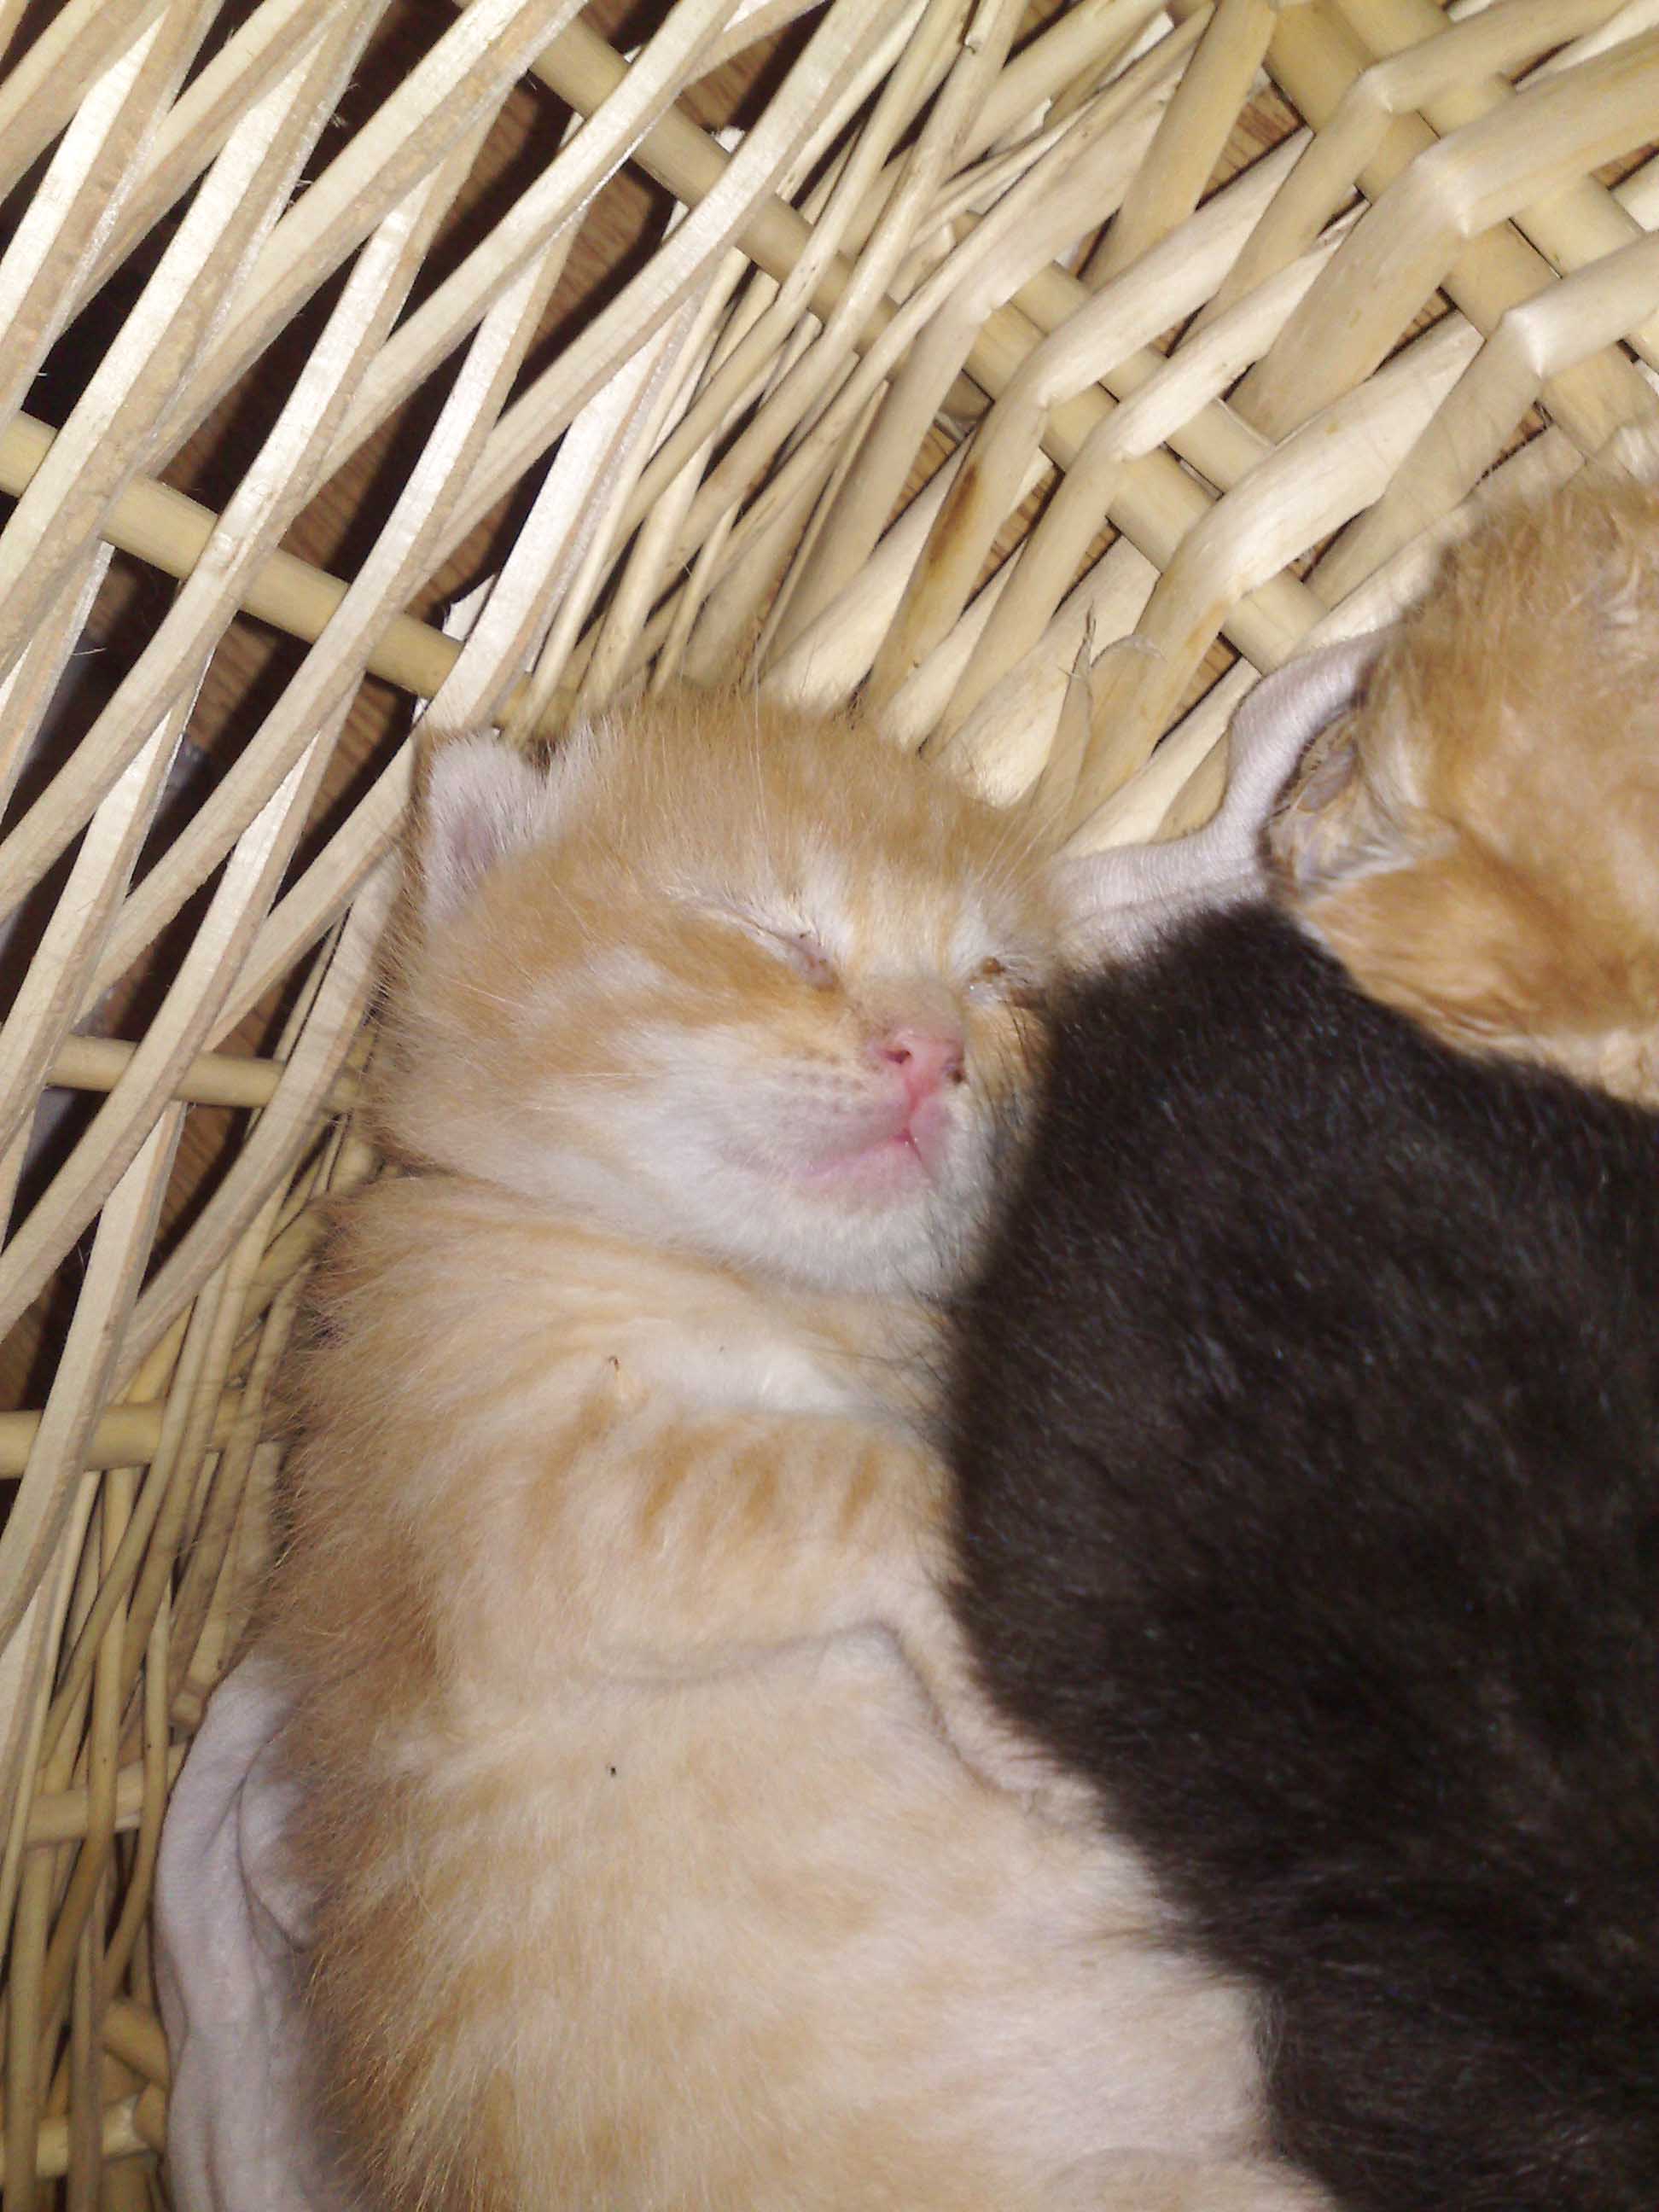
(0, 0), (1656, 2198)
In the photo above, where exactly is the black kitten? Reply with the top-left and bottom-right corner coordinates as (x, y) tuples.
(950, 902), (1659, 2212)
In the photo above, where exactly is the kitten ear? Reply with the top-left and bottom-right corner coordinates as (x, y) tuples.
(417, 736), (560, 926)
(1045, 831), (1265, 966)
(1048, 635), (1390, 966)
(1268, 713), (1368, 898)
(1225, 634), (1383, 848)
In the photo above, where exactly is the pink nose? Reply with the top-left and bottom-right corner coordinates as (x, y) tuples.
(878, 1026), (965, 1106)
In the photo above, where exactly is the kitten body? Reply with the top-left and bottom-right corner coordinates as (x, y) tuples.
(266, 696), (1317, 2212)
(951, 901), (1659, 2212)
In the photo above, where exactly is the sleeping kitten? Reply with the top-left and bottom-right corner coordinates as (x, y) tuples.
(1272, 475), (1659, 1102)
(264, 691), (1325, 2212)
(949, 510), (1659, 2209)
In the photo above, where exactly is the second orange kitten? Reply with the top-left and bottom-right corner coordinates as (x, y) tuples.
(1272, 474), (1659, 1103)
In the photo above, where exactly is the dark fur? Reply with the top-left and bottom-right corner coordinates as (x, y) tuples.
(950, 903), (1659, 2212)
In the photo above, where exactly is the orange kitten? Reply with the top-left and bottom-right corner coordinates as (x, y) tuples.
(1271, 476), (1659, 1102)
(265, 692), (1322, 2212)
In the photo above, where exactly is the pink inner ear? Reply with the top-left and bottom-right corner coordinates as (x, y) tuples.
(445, 810), (515, 899)
(421, 738), (553, 924)
(1269, 721), (1365, 895)
(1292, 728), (1359, 816)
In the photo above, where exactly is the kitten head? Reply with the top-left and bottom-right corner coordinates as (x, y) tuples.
(1270, 477), (1659, 1103)
(377, 691), (1067, 1296)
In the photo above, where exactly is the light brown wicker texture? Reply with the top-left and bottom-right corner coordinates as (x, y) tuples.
(0, 0), (1656, 2199)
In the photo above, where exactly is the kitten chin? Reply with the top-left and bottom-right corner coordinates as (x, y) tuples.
(1271, 474), (1659, 1103)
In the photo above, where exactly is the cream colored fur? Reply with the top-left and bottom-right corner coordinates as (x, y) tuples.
(266, 694), (1322, 2212)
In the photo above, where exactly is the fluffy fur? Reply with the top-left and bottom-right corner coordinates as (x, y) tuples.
(265, 693), (1323, 2212)
(950, 901), (1659, 2212)
(1272, 475), (1659, 1102)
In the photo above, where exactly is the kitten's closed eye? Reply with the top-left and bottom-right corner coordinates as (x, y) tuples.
(766, 926), (835, 989)
(693, 901), (838, 988)
(967, 954), (1048, 1013)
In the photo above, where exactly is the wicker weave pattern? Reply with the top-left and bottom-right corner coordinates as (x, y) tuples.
(0, 0), (1655, 2197)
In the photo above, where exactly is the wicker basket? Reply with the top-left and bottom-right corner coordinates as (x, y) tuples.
(0, 0), (1656, 2198)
